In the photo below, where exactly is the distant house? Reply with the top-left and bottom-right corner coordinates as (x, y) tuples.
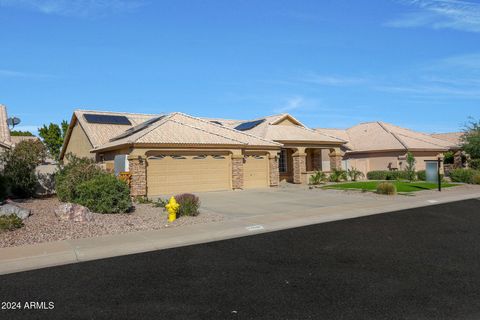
(316, 122), (460, 175)
(10, 135), (40, 146)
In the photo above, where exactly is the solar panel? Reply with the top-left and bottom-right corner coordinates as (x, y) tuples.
(84, 114), (131, 125)
(110, 115), (165, 141)
(210, 120), (223, 125)
(234, 119), (265, 131)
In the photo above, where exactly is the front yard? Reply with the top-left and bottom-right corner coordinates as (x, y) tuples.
(0, 197), (223, 248)
(323, 181), (458, 193)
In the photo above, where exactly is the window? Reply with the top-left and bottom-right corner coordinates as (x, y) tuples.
(279, 149), (287, 173)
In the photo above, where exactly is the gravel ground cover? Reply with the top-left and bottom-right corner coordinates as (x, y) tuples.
(0, 197), (224, 248)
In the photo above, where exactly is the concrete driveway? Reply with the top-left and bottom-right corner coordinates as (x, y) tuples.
(198, 184), (388, 219)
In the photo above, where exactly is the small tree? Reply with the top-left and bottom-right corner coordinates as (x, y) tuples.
(10, 130), (34, 136)
(0, 140), (46, 198)
(405, 152), (416, 181)
(38, 120), (69, 160)
(462, 118), (480, 160)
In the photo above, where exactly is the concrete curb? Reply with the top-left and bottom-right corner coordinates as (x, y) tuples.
(0, 191), (479, 276)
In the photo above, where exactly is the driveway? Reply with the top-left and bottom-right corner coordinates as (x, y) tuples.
(2, 199), (480, 319)
(198, 184), (395, 219)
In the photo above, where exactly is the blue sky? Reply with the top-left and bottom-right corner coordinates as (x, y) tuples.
(0, 0), (479, 135)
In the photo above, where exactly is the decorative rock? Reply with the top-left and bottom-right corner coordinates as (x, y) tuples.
(54, 203), (94, 223)
(0, 204), (32, 220)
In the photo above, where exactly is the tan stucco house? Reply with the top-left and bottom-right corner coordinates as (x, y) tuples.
(0, 104), (13, 153)
(316, 122), (460, 175)
(60, 110), (346, 197)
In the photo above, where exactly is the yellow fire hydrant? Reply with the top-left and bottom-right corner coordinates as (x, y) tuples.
(165, 196), (180, 223)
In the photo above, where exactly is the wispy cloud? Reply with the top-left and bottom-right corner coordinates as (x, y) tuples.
(386, 0), (480, 33)
(0, 0), (145, 18)
(274, 96), (305, 113)
(0, 68), (55, 78)
(297, 73), (367, 86)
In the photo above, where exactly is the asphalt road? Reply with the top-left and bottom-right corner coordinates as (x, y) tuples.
(1, 199), (480, 319)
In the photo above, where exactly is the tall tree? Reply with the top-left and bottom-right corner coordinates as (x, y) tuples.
(462, 118), (480, 159)
(38, 121), (69, 160)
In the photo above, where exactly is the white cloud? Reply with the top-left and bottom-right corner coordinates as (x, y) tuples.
(274, 97), (305, 113)
(386, 0), (480, 32)
(0, 0), (144, 17)
(0, 69), (54, 78)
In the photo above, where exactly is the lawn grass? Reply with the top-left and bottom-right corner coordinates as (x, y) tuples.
(323, 180), (457, 193)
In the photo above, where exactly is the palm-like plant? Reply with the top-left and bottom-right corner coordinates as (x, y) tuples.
(309, 171), (327, 185)
(329, 168), (347, 182)
(347, 167), (364, 181)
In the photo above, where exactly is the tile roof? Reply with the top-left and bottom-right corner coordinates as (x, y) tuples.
(205, 113), (345, 144)
(431, 132), (464, 146)
(316, 121), (455, 153)
(11, 135), (39, 146)
(79, 111), (282, 152)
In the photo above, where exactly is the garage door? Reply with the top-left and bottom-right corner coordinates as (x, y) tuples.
(244, 154), (269, 189)
(147, 154), (231, 196)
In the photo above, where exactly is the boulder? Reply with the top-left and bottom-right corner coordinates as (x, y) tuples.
(0, 204), (31, 220)
(55, 203), (94, 223)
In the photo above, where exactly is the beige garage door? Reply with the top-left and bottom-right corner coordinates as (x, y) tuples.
(244, 154), (269, 189)
(147, 154), (231, 196)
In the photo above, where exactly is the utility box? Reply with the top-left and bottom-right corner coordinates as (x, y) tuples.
(114, 155), (129, 176)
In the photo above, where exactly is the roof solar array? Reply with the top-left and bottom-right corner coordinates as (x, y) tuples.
(234, 119), (265, 131)
(210, 120), (223, 125)
(110, 115), (165, 141)
(84, 114), (131, 125)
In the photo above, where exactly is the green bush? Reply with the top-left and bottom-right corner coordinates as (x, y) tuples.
(55, 154), (105, 202)
(473, 174), (480, 185)
(443, 151), (454, 164)
(449, 168), (479, 184)
(74, 174), (132, 214)
(376, 182), (397, 195)
(367, 170), (411, 181)
(0, 175), (8, 202)
(329, 169), (347, 182)
(309, 171), (327, 185)
(174, 193), (200, 217)
(469, 158), (480, 170)
(0, 140), (46, 198)
(0, 214), (24, 231)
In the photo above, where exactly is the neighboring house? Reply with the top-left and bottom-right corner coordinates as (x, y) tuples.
(0, 104), (13, 152)
(316, 122), (459, 175)
(60, 110), (346, 197)
(431, 132), (464, 147)
(10, 135), (40, 146)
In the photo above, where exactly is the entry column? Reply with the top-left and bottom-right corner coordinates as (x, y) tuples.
(292, 147), (306, 184)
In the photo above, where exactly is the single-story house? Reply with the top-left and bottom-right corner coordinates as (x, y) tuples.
(60, 110), (346, 197)
(316, 122), (460, 175)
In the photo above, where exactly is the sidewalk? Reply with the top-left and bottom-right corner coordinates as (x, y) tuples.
(1, 186), (479, 275)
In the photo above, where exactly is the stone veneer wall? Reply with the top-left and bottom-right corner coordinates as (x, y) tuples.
(293, 153), (306, 184)
(232, 156), (244, 189)
(329, 151), (342, 171)
(129, 157), (147, 197)
(269, 155), (279, 186)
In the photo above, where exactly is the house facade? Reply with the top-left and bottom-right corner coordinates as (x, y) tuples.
(0, 104), (13, 153)
(316, 122), (460, 175)
(60, 110), (345, 197)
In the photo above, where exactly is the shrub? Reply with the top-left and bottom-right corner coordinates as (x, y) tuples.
(75, 174), (132, 214)
(473, 174), (480, 185)
(174, 193), (200, 217)
(367, 170), (410, 181)
(405, 152), (416, 181)
(469, 158), (480, 170)
(55, 154), (105, 202)
(309, 171), (327, 185)
(449, 168), (478, 184)
(0, 140), (46, 198)
(443, 151), (454, 164)
(376, 182), (397, 195)
(0, 214), (24, 231)
(329, 169), (347, 182)
(0, 175), (8, 202)
(347, 167), (364, 182)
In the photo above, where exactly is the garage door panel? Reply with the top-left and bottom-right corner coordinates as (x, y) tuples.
(244, 155), (269, 189)
(147, 155), (230, 196)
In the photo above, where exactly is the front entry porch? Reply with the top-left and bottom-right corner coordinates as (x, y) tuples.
(278, 146), (343, 184)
